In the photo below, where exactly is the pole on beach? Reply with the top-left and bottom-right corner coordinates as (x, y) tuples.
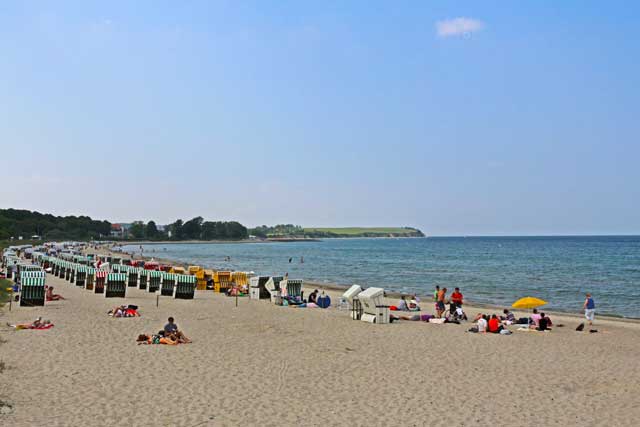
(235, 290), (238, 307)
(156, 290), (160, 308)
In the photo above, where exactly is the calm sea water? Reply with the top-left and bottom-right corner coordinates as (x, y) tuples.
(123, 236), (640, 318)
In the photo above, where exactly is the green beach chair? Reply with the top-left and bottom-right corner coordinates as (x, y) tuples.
(75, 265), (87, 287)
(148, 270), (162, 293)
(105, 273), (127, 298)
(20, 276), (46, 307)
(127, 268), (139, 288)
(138, 268), (149, 290)
(175, 274), (197, 299)
(161, 273), (176, 297)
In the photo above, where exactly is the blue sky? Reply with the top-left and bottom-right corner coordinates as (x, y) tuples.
(1, 1), (638, 235)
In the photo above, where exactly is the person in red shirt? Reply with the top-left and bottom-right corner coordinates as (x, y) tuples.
(450, 287), (463, 307)
(488, 314), (503, 333)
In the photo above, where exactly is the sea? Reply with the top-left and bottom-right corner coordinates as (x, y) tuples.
(122, 236), (640, 318)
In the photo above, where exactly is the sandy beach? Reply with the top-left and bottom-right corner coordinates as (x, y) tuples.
(2, 267), (640, 427)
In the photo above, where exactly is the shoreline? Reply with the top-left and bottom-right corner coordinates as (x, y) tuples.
(92, 245), (640, 323)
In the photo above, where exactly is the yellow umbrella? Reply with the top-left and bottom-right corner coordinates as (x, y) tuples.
(512, 296), (547, 309)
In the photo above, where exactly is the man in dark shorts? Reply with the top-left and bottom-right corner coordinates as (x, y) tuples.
(436, 287), (447, 318)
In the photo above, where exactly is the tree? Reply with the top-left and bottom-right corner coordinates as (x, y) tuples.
(168, 219), (184, 240)
(145, 221), (159, 239)
(226, 221), (248, 239)
(129, 221), (145, 239)
(182, 217), (203, 240)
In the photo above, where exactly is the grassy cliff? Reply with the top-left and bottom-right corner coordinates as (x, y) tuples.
(303, 227), (424, 238)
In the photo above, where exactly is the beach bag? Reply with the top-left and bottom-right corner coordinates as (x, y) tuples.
(500, 329), (512, 335)
(317, 295), (331, 309)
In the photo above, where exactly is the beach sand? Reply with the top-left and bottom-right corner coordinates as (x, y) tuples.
(2, 272), (640, 426)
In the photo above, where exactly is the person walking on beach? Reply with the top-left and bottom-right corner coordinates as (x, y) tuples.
(583, 293), (596, 326)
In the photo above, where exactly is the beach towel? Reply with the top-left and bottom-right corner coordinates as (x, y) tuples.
(31, 323), (54, 330)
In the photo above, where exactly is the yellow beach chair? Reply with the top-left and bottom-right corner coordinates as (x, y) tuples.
(232, 271), (248, 288)
(214, 271), (232, 293)
(170, 266), (186, 275)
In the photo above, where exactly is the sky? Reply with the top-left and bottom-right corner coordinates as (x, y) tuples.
(1, 1), (638, 236)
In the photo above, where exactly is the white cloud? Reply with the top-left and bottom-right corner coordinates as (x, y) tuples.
(436, 17), (485, 38)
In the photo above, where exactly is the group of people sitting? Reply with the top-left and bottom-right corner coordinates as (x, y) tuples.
(108, 304), (140, 317)
(137, 317), (191, 345)
(390, 295), (421, 312)
(469, 308), (553, 334)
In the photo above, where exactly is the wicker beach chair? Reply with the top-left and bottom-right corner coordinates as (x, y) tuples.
(161, 273), (177, 296)
(138, 268), (149, 290)
(105, 273), (127, 298)
(214, 271), (233, 293)
(175, 274), (197, 299)
(94, 270), (108, 294)
(75, 265), (87, 287)
(126, 267), (138, 288)
(148, 270), (162, 293)
(85, 267), (96, 291)
(20, 274), (46, 307)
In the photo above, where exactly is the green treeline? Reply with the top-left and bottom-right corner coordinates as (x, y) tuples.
(0, 209), (111, 240)
(130, 217), (248, 240)
(0, 209), (248, 241)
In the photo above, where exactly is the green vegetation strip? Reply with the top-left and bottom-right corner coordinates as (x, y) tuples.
(303, 227), (421, 235)
(0, 279), (13, 308)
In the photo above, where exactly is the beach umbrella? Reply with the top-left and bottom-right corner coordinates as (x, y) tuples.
(512, 296), (547, 310)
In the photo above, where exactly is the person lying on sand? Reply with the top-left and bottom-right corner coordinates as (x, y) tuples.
(108, 305), (140, 317)
(391, 313), (434, 322)
(137, 334), (177, 345)
(8, 317), (53, 330)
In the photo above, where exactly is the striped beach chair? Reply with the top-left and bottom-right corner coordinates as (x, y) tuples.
(64, 262), (72, 281)
(148, 270), (162, 293)
(214, 271), (232, 293)
(283, 279), (304, 301)
(175, 274), (197, 299)
(161, 273), (177, 296)
(20, 276), (46, 307)
(105, 273), (127, 298)
(127, 268), (139, 288)
(138, 268), (149, 290)
(75, 265), (87, 287)
(95, 270), (108, 294)
(85, 267), (96, 290)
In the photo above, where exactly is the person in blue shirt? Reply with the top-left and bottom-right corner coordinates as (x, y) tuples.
(583, 293), (595, 326)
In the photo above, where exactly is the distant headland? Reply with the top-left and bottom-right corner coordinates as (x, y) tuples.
(0, 209), (424, 242)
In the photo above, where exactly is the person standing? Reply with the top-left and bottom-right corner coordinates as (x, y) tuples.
(436, 287), (447, 318)
(583, 293), (595, 326)
(450, 287), (464, 307)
